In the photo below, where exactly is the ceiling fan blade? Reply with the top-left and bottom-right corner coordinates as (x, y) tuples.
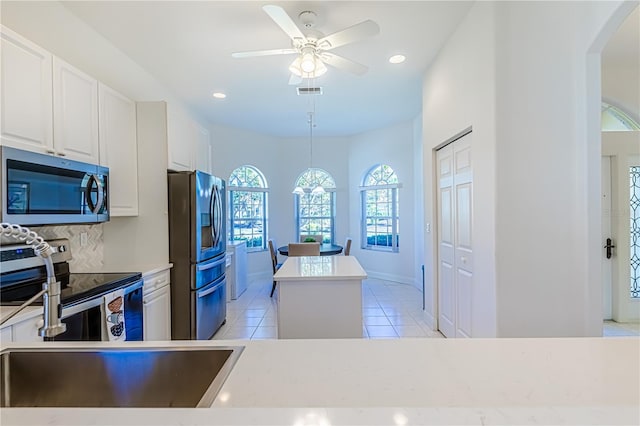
(288, 74), (303, 86)
(320, 53), (368, 76)
(232, 48), (298, 58)
(316, 20), (380, 50)
(262, 5), (305, 42)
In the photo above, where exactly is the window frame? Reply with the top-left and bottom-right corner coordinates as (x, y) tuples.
(293, 168), (336, 244)
(360, 165), (400, 253)
(227, 165), (268, 252)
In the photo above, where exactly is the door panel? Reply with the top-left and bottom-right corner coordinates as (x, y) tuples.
(437, 131), (473, 338)
(601, 156), (612, 320)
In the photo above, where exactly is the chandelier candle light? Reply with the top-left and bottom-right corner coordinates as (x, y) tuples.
(293, 111), (325, 196)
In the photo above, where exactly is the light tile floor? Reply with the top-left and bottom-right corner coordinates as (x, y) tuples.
(212, 278), (640, 340)
(603, 320), (640, 337)
(212, 278), (444, 340)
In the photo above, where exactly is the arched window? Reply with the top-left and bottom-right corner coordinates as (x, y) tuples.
(360, 164), (400, 252)
(228, 165), (268, 251)
(602, 102), (640, 131)
(294, 168), (336, 244)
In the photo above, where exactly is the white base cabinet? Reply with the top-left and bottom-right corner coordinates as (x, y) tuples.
(0, 311), (43, 343)
(143, 268), (172, 341)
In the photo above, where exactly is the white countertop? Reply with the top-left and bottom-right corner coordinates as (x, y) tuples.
(1, 337), (638, 425)
(96, 263), (173, 277)
(274, 256), (367, 281)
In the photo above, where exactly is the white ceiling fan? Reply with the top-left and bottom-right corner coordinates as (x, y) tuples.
(231, 5), (379, 84)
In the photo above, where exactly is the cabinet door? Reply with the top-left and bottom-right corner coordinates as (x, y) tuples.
(194, 124), (212, 173)
(99, 83), (139, 216)
(53, 57), (99, 163)
(12, 316), (43, 342)
(166, 104), (193, 171)
(143, 286), (171, 341)
(0, 26), (53, 153)
(0, 325), (12, 343)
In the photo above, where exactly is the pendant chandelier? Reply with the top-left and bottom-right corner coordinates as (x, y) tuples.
(292, 109), (325, 196)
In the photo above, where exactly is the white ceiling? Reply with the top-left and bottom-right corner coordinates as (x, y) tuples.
(61, 1), (474, 137)
(59, 1), (637, 138)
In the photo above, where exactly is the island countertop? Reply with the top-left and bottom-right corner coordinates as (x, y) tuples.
(1, 337), (638, 425)
(273, 255), (367, 281)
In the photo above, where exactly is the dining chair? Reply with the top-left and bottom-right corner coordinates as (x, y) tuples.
(343, 238), (352, 256)
(268, 239), (283, 297)
(288, 242), (320, 256)
(299, 234), (323, 243)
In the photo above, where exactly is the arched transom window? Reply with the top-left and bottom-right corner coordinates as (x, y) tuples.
(360, 164), (400, 252)
(228, 165), (268, 251)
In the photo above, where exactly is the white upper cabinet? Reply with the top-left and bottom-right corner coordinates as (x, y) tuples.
(167, 103), (193, 171)
(99, 83), (139, 216)
(194, 123), (212, 173)
(0, 26), (53, 152)
(52, 57), (100, 163)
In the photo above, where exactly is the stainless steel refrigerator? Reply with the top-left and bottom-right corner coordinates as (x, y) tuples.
(168, 170), (226, 340)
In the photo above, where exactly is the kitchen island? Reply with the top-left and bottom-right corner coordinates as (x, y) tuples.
(1, 337), (638, 425)
(273, 255), (367, 338)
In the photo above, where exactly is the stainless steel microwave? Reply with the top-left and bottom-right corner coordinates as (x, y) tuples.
(0, 146), (109, 226)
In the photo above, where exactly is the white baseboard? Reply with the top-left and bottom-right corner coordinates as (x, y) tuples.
(366, 271), (421, 290)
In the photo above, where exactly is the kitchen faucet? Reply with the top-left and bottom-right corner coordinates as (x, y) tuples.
(0, 223), (66, 338)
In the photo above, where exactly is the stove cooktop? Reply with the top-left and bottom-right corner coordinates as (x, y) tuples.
(1, 271), (142, 307)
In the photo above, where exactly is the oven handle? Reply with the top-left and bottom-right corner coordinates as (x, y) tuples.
(197, 276), (225, 298)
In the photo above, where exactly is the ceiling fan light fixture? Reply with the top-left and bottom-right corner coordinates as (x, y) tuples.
(311, 184), (325, 195)
(300, 51), (316, 73)
(289, 56), (327, 79)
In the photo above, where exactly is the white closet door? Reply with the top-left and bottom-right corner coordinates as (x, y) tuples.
(437, 132), (474, 338)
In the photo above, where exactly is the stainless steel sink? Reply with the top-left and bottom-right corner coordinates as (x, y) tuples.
(0, 346), (244, 408)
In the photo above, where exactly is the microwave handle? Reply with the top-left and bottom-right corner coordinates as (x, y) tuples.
(85, 174), (105, 214)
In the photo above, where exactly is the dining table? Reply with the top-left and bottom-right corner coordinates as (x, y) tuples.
(278, 243), (343, 256)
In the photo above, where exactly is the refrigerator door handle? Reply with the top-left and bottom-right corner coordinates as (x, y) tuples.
(197, 276), (225, 298)
(210, 185), (218, 247)
(197, 256), (226, 271)
(214, 185), (223, 246)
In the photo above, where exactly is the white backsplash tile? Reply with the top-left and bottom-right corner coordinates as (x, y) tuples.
(0, 224), (104, 272)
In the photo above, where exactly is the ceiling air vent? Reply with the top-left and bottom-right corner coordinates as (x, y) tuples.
(296, 87), (323, 95)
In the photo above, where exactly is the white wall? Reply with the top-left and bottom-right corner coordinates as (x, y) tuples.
(348, 119), (419, 286)
(493, 1), (628, 337)
(422, 0), (632, 337)
(422, 1), (498, 336)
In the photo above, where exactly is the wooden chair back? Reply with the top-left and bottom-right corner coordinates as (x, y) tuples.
(288, 242), (320, 256)
(268, 239), (279, 273)
(344, 238), (352, 256)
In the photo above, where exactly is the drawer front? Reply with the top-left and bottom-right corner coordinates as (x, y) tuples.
(143, 269), (171, 295)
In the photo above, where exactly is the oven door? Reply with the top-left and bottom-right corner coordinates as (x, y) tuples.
(51, 281), (143, 341)
(192, 274), (226, 340)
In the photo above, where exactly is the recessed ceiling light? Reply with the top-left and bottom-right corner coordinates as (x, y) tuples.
(389, 54), (406, 64)
(212, 92), (226, 99)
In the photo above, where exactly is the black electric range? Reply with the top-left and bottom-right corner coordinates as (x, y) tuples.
(0, 241), (141, 308)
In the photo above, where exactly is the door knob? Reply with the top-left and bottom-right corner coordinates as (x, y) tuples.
(604, 238), (615, 259)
